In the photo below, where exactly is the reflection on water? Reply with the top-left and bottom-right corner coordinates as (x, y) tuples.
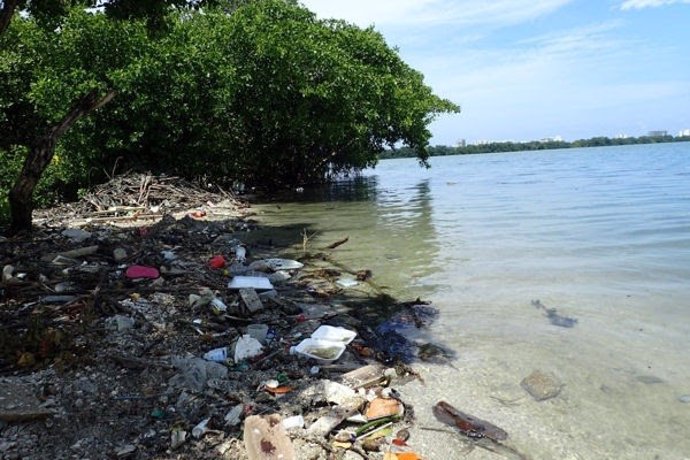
(255, 176), (441, 299)
(254, 143), (690, 459)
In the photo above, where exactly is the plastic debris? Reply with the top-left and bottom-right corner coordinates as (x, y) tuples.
(209, 255), (226, 269)
(234, 335), (263, 362)
(365, 398), (404, 420)
(225, 404), (244, 426)
(170, 429), (187, 449)
(336, 277), (358, 288)
(192, 417), (211, 439)
(262, 258), (304, 271)
(228, 276), (274, 291)
(113, 248), (128, 262)
(61, 228), (92, 243)
(310, 325), (357, 344)
(290, 338), (346, 363)
(246, 324), (269, 344)
(203, 347), (229, 363)
(125, 265), (160, 279)
(281, 414), (304, 431)
(243, 414), (296, 460)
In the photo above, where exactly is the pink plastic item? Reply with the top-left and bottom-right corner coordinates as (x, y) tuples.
(125, 265), (160, 279)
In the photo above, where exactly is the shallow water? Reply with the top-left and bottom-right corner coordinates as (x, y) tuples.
(254, 143), (690, 459)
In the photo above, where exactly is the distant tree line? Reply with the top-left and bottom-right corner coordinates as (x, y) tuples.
(381, 134), (690, 159)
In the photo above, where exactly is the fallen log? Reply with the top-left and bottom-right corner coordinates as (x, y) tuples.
(433, 400), (508, 441)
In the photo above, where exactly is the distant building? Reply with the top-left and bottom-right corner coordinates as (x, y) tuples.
(647, 130), (668, 137)
(539, 135), (563, 143)
(614, 133), (629, 139)
(472, 139), (513, 145)
(456, 139), (467, 147)
(678, 129), (690, 137)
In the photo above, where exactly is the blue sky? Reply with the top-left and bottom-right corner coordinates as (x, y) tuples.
(300, 0), (690, 145)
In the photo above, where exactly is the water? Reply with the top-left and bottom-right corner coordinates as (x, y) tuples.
(254, 143), (690, 459)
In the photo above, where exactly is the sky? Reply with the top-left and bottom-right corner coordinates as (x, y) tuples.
(299, 0), (690, 145)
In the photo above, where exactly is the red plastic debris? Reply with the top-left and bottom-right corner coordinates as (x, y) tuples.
(209, 255), (226, 269)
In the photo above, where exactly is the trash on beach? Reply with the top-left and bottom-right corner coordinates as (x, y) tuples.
(261, 258), (304, 271)
(310, 325), (357, 344)
(240, 288), (265, 313)
(243, 414), (296, 460)
(433, 400), (508, 441)
(192, 417), (211, 439)
(228, 276), (274, 291)
(281, 414), (304, 431)
(170, 428), (187, 449)
(246, 324), (269, 344)
(290, 338), (346, 363)
(365, 397), (404, 420)
(125, 265), (160, 279)
(336, 277), (359, 288)
(383, 453), (422, 460)
(61, 228), (92, 243)
(203, 346), (229, 363)
(209, 255), (226, 269)
(234, 334), (263, 362)
(224, 404), (244, 426)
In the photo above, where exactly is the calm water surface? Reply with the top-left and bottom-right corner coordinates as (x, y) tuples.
(254, 143), (690, 459)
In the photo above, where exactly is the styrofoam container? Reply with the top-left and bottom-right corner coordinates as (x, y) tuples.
(290, 338), (346, 363)
(310, 325), (357, 344)
(227, 276), (274, 290)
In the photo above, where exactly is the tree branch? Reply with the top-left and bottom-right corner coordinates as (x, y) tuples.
(0, 0), (19, 37)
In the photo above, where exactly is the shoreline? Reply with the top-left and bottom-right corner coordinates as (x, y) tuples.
(0, 173), (458, 459)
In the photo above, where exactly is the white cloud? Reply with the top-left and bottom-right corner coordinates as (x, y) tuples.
(299, 0), (572, 28)
(620, 0), (690, 10)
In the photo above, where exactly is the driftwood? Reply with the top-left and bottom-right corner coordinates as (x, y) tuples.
(433, 400), (508, 441)
(325, 236), (349, 249)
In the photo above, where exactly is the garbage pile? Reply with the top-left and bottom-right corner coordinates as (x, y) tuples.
(0, 175), (453, 460)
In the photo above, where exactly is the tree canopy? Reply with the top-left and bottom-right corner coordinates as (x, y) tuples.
(0, 0), (459, 233)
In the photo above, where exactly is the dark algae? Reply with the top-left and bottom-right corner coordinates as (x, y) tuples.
(532, 299), (578, 328)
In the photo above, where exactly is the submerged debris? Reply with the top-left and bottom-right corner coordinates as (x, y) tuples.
(433, 400), (508, 441)
(532, 299), (578, 328)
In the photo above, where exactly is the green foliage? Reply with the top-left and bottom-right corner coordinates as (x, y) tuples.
(57, 0), (458, 188)
(1, 0), (458, 226)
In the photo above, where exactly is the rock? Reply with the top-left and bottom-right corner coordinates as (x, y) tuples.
(0, 380), (54, 422)
(521, 370), (563, 401)
(636, 375), (664, 385)
(115, 444), (136, 458)
(678, 395), (690, 403)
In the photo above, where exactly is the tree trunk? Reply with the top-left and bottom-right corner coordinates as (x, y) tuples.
(7, 89), (116, 235)
(0, 0), (19, 37)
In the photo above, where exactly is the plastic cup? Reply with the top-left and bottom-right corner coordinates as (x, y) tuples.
(246, 324), (269, 344)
